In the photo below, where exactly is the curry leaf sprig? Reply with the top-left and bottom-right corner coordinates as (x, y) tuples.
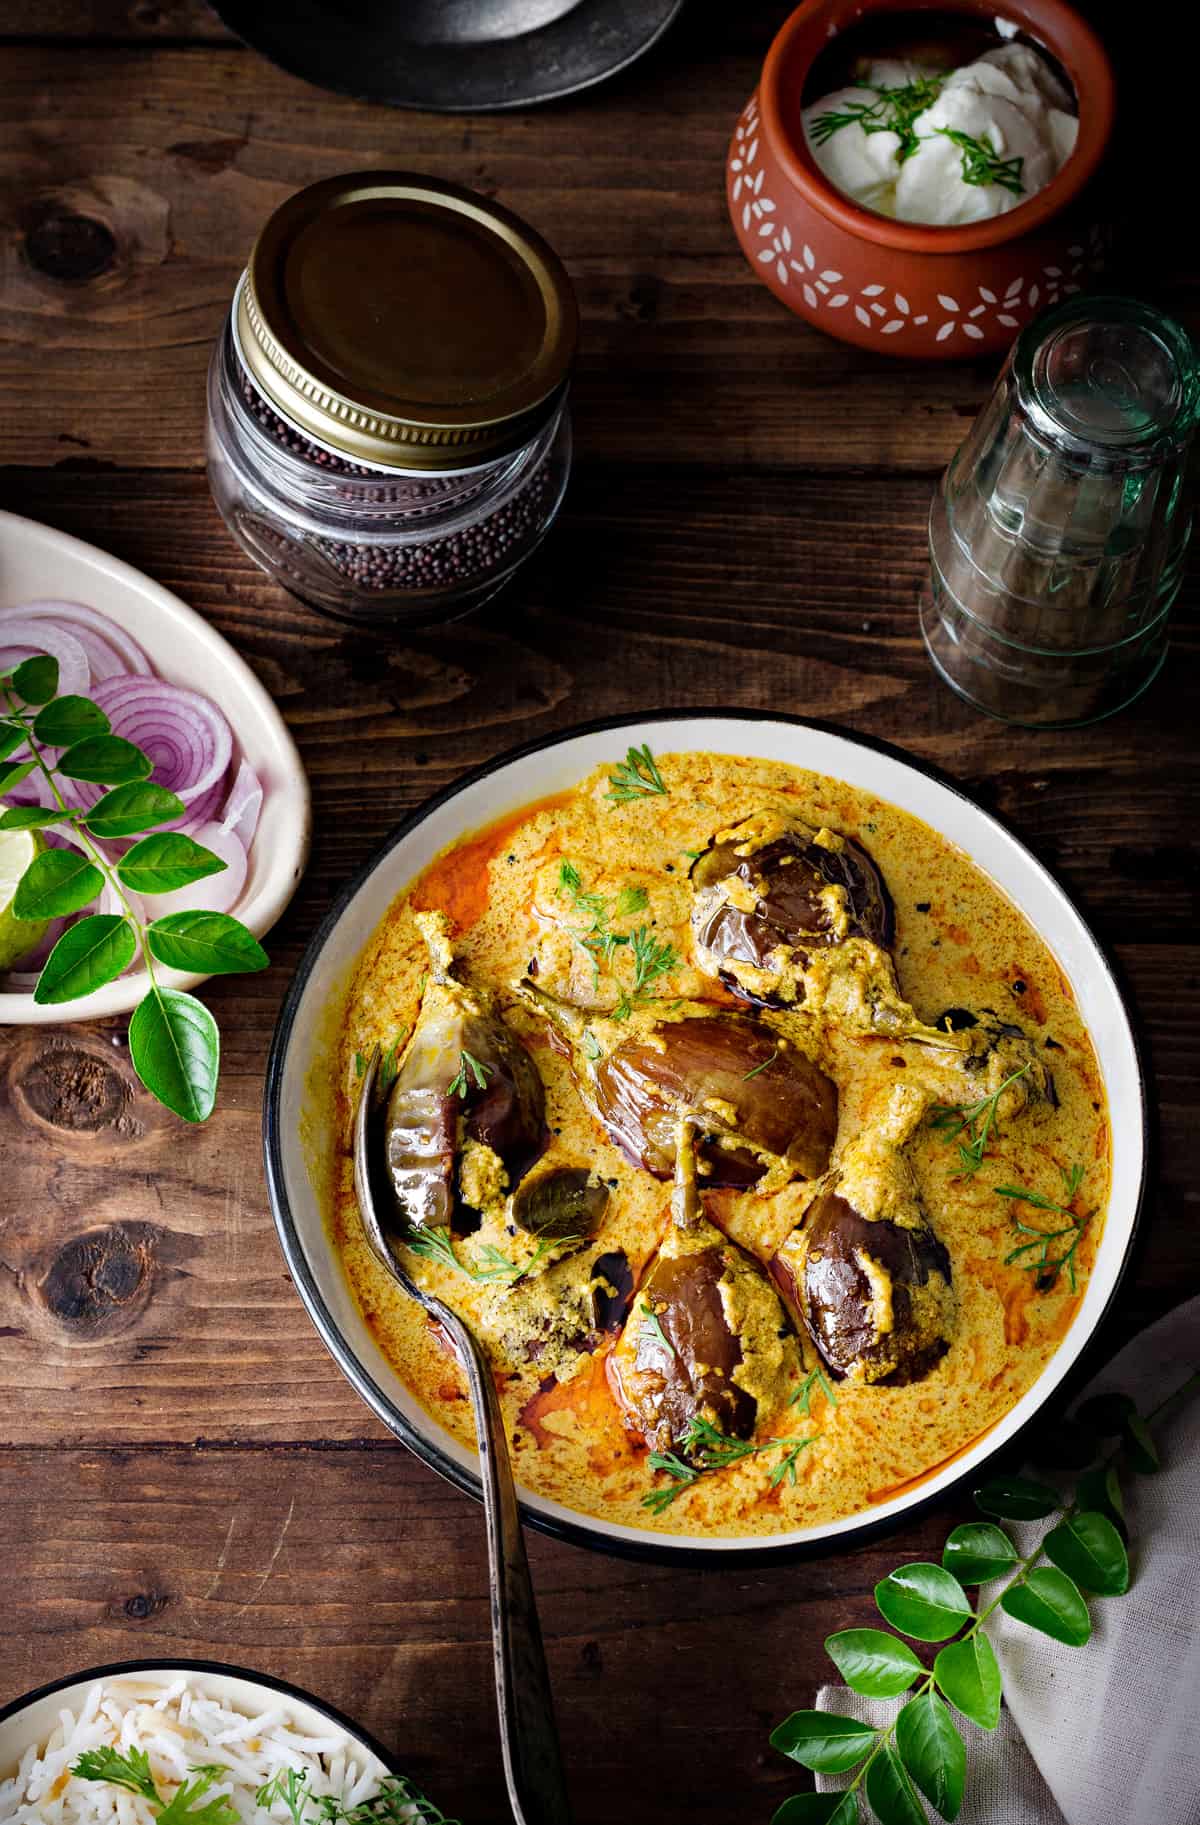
(927, 1062), (1030, 1176)
(643, 1414), (816, 1516)
(605, 742), (668, 802)
(71, 1751), (457, 1825)
(403, 1224), (572, 1285)
(768, 1376), (1198, 1825)
(1, 654), (268, 1122)
(998, 1163), (1094, 1292)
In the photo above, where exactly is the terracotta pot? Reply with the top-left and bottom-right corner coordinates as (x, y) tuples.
(727, 0), (1115, 358)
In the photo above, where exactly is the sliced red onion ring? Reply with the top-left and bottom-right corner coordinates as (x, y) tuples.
(0, 620), (90, 701)
(1, 600), (151, 676)
(168, 772), (227, 833)
(148, 820), (247, 919)
(218, 759), (263, 847)
(72, 675), (233, 813)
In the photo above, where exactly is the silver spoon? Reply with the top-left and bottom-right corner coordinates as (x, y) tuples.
(353, 1048), (573, 1825)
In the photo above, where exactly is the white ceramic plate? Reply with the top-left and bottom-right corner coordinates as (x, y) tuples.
(264, 712), (1145, 1562)
(0, 509), (310, 1023)
(0, 1659), (393, 1791)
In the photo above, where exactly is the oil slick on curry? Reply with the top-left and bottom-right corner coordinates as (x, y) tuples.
(332, 748), (1108, 1537)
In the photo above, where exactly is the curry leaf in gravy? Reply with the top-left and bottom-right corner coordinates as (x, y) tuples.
(604, 742), (668, 801)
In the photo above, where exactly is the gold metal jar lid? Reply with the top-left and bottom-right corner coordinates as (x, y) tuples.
(236, 171), (578, 471)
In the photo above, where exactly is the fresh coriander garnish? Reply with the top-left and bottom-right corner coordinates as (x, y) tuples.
(928, 1062), (1031, 1176)
(447, 1048), (491, 1098)
(638, 1298), (676, 1360)
(936, 125), (1025, 194)
(581, 1028), (602, 1061)
(354, 1051), (367, 1078)
(605, 743), (668, 802)
(404, 1225), (569, 1284)
(641, 1414), (815, 1512)
(790, 1363), (838, 1415)
(742, 1046), (780, 1081)
(998, 1162), (1093, 1291)
(72, 1749), (239, 1825)
(1, 653), (269, 1123)
(74, 1757), (460, 1825)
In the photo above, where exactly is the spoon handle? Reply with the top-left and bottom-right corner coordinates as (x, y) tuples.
(458, 1319), (574, 1825)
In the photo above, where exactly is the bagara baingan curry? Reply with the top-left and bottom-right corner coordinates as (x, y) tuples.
(333, 747), (1108, 1537)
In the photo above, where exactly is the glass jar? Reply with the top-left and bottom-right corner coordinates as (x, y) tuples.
(920, 295), (1199, 727)
(206, 172), (577, 626)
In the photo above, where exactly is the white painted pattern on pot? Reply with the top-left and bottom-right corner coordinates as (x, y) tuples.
(729, 98), (1110, 341)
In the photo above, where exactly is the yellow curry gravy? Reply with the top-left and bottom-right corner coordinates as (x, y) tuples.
(332, 752), (1108, 1537)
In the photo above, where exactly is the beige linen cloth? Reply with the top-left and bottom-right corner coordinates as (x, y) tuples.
(813, 1294), (1200, 1825)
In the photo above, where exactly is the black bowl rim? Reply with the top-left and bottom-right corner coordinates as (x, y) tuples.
(263, 707), (1148, 1568)
(0, 1656), (401, 1778)
(211, 0), (686, 114)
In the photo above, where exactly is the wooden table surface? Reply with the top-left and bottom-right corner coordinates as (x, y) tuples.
(0, 5), (1195, 1821)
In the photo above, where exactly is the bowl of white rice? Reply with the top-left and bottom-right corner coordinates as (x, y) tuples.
(0, 1662), (451, 1825)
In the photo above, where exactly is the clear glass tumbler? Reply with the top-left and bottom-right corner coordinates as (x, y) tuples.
(921, 295), (1199, 727)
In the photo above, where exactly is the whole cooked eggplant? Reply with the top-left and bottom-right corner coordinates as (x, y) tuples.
(609, 1120), (795, 1453)
(383, 912), (546, 1232)
(772, 1099), (955, 1385)
(690, 810), (894, 1008)
(514, 978), (837, 1188)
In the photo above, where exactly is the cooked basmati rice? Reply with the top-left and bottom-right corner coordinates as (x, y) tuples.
(0, 1676), (417, 1824)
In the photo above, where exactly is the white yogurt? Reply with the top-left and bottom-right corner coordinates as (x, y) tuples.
(803, 41), (1077, 225)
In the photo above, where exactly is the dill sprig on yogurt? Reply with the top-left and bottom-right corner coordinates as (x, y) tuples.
(810, 74), (945, 161)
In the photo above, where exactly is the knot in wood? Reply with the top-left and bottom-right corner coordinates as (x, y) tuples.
(24, 207), (118, 283)
(124, 1589), (170, 1621)
(20, 1044), (130, 1132)
(38, 1223), (161, 1336)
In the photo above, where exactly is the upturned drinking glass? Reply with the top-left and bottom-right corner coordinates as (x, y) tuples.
(921, 295), (1199, 727)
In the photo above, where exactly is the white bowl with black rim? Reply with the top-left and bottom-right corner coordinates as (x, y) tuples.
(0, 1659), (401, 1808)
(263, 712), (1146, 1563)
(0, 509), (310, 1024)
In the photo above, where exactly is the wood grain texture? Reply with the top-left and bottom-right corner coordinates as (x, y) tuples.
(0, 6), (1197, 1820)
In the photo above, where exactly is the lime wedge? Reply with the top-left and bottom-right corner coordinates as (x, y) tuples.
(0, 827), (50, 972)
